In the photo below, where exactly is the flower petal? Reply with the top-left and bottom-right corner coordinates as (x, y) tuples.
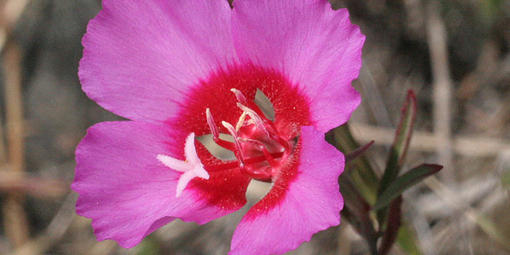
(72, 121), (244, 248)
(79, 0), (235, 122)
(229, 126), (345, 255)
(232, 0), (364, 132)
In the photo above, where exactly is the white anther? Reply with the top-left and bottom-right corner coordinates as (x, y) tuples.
(237, 103), (270, 138)
(235, 111), (248, 131)
(230, 88), (247, 104)
(221, 121), (245, 167)
(206, 108), (219, 139)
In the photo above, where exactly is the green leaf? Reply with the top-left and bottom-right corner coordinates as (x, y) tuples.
(374, 164), (443, 211)
(345, 140), (374, 163)
(340, 175), (372, 221)
(376, 90), (417, 224)
(378, 90), (417, 198)
(328, 124), (379, 204)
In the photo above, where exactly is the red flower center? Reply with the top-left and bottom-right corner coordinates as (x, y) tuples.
(204, 89), (296, 182)
(170, 64), (311, 209)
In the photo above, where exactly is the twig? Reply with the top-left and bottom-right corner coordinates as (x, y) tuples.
(416, 177), (500, 218)
(2, 37), (29, 248)
(336, 223), (353, 255)
(424, 177), (510, 250)
(0, 27), (6, 55)
(0, 171), (68, 199)
(10, 194), (78, 255)
(0, 0), (29, 53)
(0, 111), (6, 164)
(359, 67), (394, 128)
(1, 0), (31, 248)
(350, 123), (510, 157)
(425, 1), (455, 182)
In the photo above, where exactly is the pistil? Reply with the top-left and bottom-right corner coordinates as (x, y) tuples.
(157, 133), (210, 197)
(202, 88), (293, 182)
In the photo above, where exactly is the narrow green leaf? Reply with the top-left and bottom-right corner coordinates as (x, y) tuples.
(374, 164), (443, 211)
(345, 140), (374, 163)
(377, 90), (417, 224)
(378, 90), (417, 197)
(340, 175), (371, 220)
(328, 124), (379, 204)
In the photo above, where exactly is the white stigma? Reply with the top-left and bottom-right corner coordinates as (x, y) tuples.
(157, 132), (209, 197)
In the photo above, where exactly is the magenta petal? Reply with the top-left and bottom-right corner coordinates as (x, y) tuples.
(72, 121), (240, 248)
(232, 0), (364, 132)
(79, 0), (235, 122)
(229, 126), (345, 255)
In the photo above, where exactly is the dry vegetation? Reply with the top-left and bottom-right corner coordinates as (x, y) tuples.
(0, 0), (509, 254)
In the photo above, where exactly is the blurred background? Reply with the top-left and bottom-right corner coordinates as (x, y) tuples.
(0, 0), (509, 254)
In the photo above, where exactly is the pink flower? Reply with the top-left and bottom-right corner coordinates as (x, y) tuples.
(72, 0), (365, 254)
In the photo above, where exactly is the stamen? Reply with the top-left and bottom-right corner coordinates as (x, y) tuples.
(206, 108), (219, 139)
(237, 103), (270, 138)
(206, 108), (236, 151)
(230, 88), (247, 105)
(222, 121), (246, 167)
(235, 111), (248, 131)
(198, 88), (293, 182)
